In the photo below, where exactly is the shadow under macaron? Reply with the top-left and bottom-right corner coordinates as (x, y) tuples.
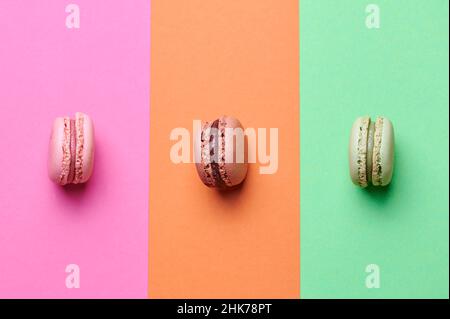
(358, 141), (400, 209)
(211, 165), (251, 211)
(50, 138), (99, 211)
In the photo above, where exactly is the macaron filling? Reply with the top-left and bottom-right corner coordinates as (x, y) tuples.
(217, 118), (232, 187)
(67, 119), (76, 184)
(209, 120), (225, 188)
(372, 117), (383, 185)
(356, 117), (369, 187)
(366, 120), (375, 183)
(200, 121), (215, 186)
(59, 118), (72, 184)
(74, 115), (84, 184)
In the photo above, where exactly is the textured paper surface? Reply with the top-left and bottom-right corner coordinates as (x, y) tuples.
(149, 0), (299, 298)
(0, 0), (150, 298)
(300, 0), (449, 298)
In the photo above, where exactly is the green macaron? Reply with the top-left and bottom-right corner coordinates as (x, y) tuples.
(349, 116), (394, 187)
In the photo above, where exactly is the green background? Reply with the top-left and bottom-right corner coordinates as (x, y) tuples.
(300, 0), (448, 298)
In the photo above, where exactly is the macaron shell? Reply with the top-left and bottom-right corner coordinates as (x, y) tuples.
(48, 117), (70, 185)
(74, 112), (95, 184)
(366, 120), (375, 183)
(372, 117), (394, 186)
(221, 116), (248, 187)
(222, 162), (247, 187)
(194, 121), (215, 187)
(348, 116), (370, 187)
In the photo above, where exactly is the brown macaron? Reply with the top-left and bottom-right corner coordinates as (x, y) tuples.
(194, 116), (248, 189)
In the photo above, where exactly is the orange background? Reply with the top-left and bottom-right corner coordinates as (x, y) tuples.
(150, 0), (299, 298)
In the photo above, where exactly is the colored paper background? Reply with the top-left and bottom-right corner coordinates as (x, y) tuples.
(300, 0), (449, 298)
(0, 1), (150, 298)
(149, 0), (299, 298)
(0, 0), (447, 300)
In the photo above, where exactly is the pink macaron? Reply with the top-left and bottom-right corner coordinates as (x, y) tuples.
(48, 112), (95, 186)
(194, 115), (248, 189)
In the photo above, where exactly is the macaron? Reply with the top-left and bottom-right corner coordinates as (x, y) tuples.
(349, 116), (394, 187)
(48, 112), (95, 186)
(194, 116), (248, 189)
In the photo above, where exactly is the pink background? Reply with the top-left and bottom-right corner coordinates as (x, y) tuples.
(0, 1), (149, 298)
